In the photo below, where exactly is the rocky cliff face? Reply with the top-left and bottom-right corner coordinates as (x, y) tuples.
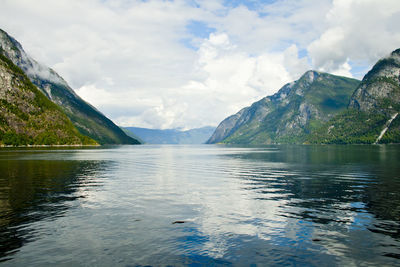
(0, 52), (97, 146)
(349, 49), (400, 114)
(307, 48), (400, 144)
(0, 29), (139, 145)
(207, 71), (360, 144)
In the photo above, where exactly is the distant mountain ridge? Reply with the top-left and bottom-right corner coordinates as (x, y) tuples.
(124, 126), (215, 144)
(207, 71), (360, 144)
(0, 29), (139, 145)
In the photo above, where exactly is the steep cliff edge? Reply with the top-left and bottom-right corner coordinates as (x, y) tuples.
(0, 29), (139, 144)
(349, 49), (400, 113)
(308, 48), (400, 144)
(0, 52), (97, 146)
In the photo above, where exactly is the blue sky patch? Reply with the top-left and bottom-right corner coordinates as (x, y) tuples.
(348, 60), (370, 79)
(186, 20), (216, 39)
(223, 0), (277, 11)
(181, 20), (216, 49)
(298, 48), (308, 58)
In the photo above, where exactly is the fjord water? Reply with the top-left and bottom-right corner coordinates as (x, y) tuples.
(0, 145), (400, 266)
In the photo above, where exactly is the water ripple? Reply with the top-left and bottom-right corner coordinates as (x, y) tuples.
(0, 145), (399, 265)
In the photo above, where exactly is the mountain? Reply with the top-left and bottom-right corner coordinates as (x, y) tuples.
(349, 49), (400, 113)
(0, 51), (97, 146)
(308, 48), (400, 144)
(207, 71), (360, 144)
(121, 127), (145, 144)
(0, 29), (139, 145)
(124, 126), (215, 144)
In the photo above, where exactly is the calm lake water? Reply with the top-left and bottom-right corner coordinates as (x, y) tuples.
(0, 145), (400, 266)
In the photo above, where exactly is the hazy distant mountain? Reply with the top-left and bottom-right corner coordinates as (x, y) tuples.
(124, 126), (215, 144)
(207, 71), (360, 144)
(0, 29), (139, 145)
(0, 51), (97, 146)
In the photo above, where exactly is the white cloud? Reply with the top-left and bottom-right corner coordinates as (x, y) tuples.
(116, 33), (308, 129)
(330, 60), (353, 78)
(308, 0), (400, 76)
(1, 0), (399, 129)
(283, 45), (310, 79)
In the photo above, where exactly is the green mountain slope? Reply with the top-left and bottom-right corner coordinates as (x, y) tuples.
(0, 52), (97, 146)
(207, 71), (360, 144)
(0, 29), (139, 145)
(308, 48), (400, 144)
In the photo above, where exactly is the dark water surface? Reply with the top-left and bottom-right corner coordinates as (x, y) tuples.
(0, 145), (400, 266)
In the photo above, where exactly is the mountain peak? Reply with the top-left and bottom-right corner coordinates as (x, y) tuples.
(0, 29), (67, 90)
(349, 48), (400, 113)
(270, 70), (321, 101)
(391, 48), (400, 56)
(303, 70), (320, 83)
(207, 70), (359, 144)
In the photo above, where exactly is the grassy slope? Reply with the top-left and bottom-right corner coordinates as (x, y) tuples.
(306, 109), (387, 144)
(306, 108), (400, 145)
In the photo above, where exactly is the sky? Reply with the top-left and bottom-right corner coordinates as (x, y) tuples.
(1, 0), (400, 130)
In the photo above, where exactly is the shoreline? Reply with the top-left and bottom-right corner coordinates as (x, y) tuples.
(0, 144), (101, 148)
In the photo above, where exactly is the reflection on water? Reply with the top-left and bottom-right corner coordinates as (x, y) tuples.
(0, 145), (399, 266)
(0, 150), (109, 262)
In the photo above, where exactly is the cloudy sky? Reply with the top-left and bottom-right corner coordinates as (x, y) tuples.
(1, 0), (400, 129)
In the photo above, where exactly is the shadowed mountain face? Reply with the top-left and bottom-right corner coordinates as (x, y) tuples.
(0, 29), (139, 145)
(0, 52), (97, 146)
(124, 126), (215, 144)
(207, 71), (360, 144)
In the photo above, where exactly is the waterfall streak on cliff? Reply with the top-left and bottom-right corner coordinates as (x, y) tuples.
(375, 113), (398, 144)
